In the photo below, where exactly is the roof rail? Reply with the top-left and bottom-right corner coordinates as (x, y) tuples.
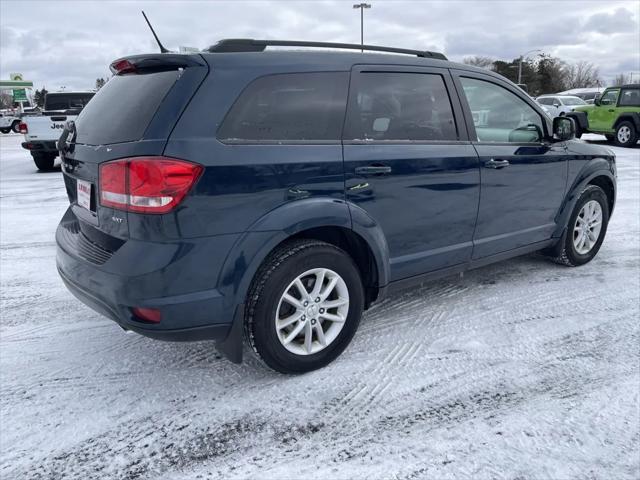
(207, 39), (447, 60)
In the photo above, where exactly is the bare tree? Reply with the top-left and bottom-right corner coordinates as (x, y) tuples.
(612, 73), (629, 86)
(564, 61), (601, 89)
(463, 56), (495, 70)
(0, 92), (13, 109)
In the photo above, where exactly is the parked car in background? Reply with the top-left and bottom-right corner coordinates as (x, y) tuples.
(0, 111), (21, 134)
(566, 84), (640, 147)
(19, 91), (95, 170)
(56, 40), (616, 373)
(557, 87), (606, 104)
(536, 95), (587, 117)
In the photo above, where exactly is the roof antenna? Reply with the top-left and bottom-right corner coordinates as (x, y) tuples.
(141, 11), (169, 53)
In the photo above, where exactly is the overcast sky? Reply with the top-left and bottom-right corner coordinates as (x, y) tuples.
(1, 0), (639, 91)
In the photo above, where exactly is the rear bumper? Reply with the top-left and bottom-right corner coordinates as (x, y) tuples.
(55, 208), (240, 342)
(22, 140), (57, 153)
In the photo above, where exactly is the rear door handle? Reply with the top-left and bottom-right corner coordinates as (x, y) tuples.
(355, 165), (392, 175)
(484, 159), (510, 169)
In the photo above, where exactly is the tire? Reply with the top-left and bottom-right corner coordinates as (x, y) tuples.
(245, 239), (364, 374)
(605, 134), (615, 142)
(32, 152), (56, 171)
(11, 120), (20, 133)
(0, 128), (10, 134)
(614, 121), (638, 147)
(553, 185), (609, 267)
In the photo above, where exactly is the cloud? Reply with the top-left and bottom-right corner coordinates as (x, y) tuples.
(584, 7), (637, 34)
(0, 0), (638, 90)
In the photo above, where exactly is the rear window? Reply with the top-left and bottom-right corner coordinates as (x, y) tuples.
(217, 72), (349, 142)
(74, 71), (179, 146)
(45, 93), (94, 111)
(619, 89), (640, 107)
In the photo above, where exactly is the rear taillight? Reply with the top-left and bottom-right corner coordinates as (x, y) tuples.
(18, 122), (28, 134)
(99, 157), (203, 214)
(110, 59), (136, 75)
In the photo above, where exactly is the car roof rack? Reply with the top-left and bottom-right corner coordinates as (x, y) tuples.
(207, 39), (447, 60)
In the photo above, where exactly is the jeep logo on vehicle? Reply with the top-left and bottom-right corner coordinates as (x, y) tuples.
(50, 123), (65, 130)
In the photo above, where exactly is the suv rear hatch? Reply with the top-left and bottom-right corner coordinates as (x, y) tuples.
(59, 53), (208, 251)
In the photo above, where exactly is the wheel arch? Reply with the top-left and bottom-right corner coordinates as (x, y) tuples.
(217, 198), (390, 313)
(566, 111), (589, 130)
(554, 165), (616, 237)
(613, 113), (640, 131)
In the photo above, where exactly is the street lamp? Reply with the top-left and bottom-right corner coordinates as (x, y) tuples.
(353, 3), (372, 52)
(517, 49), (542, 84)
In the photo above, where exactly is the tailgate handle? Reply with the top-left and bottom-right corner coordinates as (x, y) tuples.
(51, 116), (67, 121)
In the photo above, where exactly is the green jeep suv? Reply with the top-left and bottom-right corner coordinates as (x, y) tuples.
(567, 84), (640, 147)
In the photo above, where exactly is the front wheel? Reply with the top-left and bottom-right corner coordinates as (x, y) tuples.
(573, 122), (583, 139)
(32, 152), (56, 171)
(553, 185), (609, 267)
(245, 239), (364, 374)
(614, 121), (638, 147)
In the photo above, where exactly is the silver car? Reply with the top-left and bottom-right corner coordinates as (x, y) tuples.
(536, 95), (587, 118)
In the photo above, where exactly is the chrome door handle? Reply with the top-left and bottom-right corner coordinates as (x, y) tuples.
(355, 165), (392, 175)
(484, 159), (510, 169)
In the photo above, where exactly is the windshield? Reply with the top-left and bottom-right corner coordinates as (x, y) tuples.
(74, 71), (180, 146)
(45, 93), (94, 111)
(561, 97), (587, 106)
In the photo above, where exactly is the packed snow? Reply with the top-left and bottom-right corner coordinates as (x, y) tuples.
(1, 133), (638, 479)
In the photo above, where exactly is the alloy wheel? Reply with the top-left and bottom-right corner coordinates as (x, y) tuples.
(573, 200), (603, 255)
(275, 268), (349, 355)
(617, 125), (631, 144)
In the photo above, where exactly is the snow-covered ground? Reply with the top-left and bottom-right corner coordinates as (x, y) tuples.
(1, 133), (638, 480)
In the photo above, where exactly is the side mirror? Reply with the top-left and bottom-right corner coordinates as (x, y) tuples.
(553, 102), (560, 107)
(594, 97), (601, 106)
(553, 116), (575, 141)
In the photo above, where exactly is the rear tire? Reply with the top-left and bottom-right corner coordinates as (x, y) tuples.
(32, 152), (56, 171)
(11, 120), (20, 133)
(614, 121), (638, 147)
(245, 239), (364, 374)
(552, 185), (609, 267)
(0, 128), (10, 134)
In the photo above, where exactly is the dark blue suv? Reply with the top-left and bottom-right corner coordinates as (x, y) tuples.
(56, 40), (616, 373)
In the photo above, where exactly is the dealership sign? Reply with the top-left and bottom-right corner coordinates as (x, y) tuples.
(10, 73), (28, 102)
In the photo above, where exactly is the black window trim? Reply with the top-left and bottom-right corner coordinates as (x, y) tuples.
(216, 70), (350, 146)
(341, 64), (468, 145)
(450, 69), (552, 146)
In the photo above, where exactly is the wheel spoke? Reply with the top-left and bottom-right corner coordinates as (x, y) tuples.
(309, 269), (326, 298)
(320, 312), (345, 323)
(282, 293), (303, 310)
(277, 311), (303, 330)
(320, 276), (339, 301)
(283, 321), (305, 345)
(294, 278), (310, 301)
(321, 298), (349, 309)
(315, 322), (327, 347)
(304, 321), (313, 353)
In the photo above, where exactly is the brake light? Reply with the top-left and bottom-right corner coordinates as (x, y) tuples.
(99, 157), (203, 214)
(110, 59), (136, 75)
(18, 122), (28, 134)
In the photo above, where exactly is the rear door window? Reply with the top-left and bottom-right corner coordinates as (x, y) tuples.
(619, 89), (640, 107)
(343, 72), (458, 141)
(217, 72), (349, 142)
(74, 70), (180, 146)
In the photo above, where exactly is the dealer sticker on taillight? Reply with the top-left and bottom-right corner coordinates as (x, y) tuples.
(77, 179), (92, 211)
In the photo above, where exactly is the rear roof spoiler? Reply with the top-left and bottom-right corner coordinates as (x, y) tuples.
(207, 39), (447, 60)
(110, 54), (205, 75)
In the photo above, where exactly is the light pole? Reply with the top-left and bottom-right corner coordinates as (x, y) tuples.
(353, 3), (371, 51)
(517, 49), (542, 84)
